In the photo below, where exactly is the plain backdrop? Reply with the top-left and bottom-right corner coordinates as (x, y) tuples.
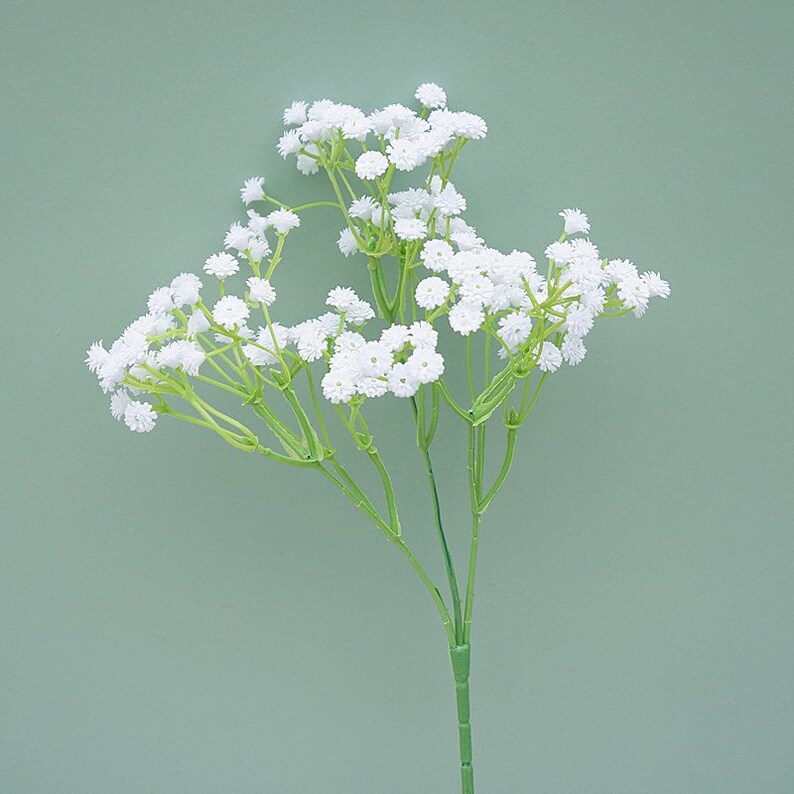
(2, 1), (793, 792)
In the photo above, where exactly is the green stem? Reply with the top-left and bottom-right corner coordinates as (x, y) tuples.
(366, 445), (401, 536)
(478, 427), (518, 514)
(463, 424), (481, 644)
(410, 396), (463, 643)
(450, 643), (474, 794)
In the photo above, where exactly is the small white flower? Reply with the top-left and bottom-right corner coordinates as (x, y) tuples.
(277, 129), (302, 158)
(179, 341), (206, 376)
(355, 151), (389, 180)
(341, 114), (372, 141)
(420, 239), (455, 272)
(247, 210), (269, 235)
(322, 368), (356, 404)
(387, 138), (424, 171)
(642, 271), (670, 298)
(562, 335), (587, 366)
(415, 276), (450, 310)
(415, 82), (447, 109)
(566, 257), (605, 294)
(296, 151), (320, 175)
(326, 287), (360, 312)
(147, 286), (175, 317)
(380, 324), (410, 352)
(430, 109), (487, 140)
(387, 362), (420, 398)
(334, 330), (366, 353)
(356, 341), (393, 378)
(579, 287), (606, 315)
(559, 208), (590, 235)
(294, 327), (327, 362)
(170, 273), (202, 307)
(212, 295), (250, 330)
(568, 238), (600, 263)
(394, 217), (427, 241)
(389, 187), (432, 213)
(124, 401), (157, 433)
(605, 258), (638, 284)
(299, 120), (330, 143)
(357, 377), (389, 398)
(187, 310), (211, 338)
(448, 300), (485, 336)
(248, 237), (271, 262)
(498, 313), (533, 352)
(283, 100), (308, 126)
(247, 276), (276, 305)
(408, 320), (438, 349)
(349, 196), (377, 220)
(203, 252), (239, 279)
(451, 227), (483, 251)
(537, 341), (563, 372)
(545, 241), (573, 264)
(337, 228), (359, 257)
(458, 274), (494, 306)
(447, 251), (482, 284)
(406, 348), (445, 384)
(266, 208), (300, 234)
(110, 390), (131, 421)
(432, 184), (466, 217)
(565, 304), (595, 338)
(346, 299), (375, 324)
(224, 223), (252, 252)
(85, 341), (109, 373)
(617, 275), (650, 313)
(240, 177), (265, 205)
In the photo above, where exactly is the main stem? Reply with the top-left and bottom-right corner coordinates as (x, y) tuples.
(450, 643), (474, 793)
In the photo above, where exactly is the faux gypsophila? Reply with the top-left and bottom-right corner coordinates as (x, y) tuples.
(86, 82), (670, 794)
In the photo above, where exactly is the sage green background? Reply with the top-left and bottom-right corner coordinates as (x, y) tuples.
(2, 1), (792, 792)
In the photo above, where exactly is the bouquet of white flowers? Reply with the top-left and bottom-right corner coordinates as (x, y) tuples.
(86, 82), (669, 793)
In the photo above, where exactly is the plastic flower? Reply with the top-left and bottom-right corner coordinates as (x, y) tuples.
(212, 295), (250, 330)
(408, 320), (438, 349)
(240, 177), (265, 205)
(537, 341), (563, 372)
(448, 300), (485, 335)
(337, 228), (359, 257)
(415, 82), (447, 109)
(147, 287), (175, 316)
(559, 208), (590, 234)
(86, 85), (672, 794)
(394, 218), (427, 241)
(123, 401), (157, 433)
(266, 209), (300, 234)
(247, 277), (276, 305)
(355, 151), (389, 180)
(204, 252), (239, 279)
(420, 239), (455, 272)
(283, 101), (308, 126)
(225, 223), (253, 252)
(407, 348), (445, 384)
(415, 277), (450, 310)
(171, 273), (202, 307)
(387, 138), (424, 171)
(387, 362), (420, 398)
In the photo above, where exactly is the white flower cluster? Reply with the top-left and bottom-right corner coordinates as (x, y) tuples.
(277, 83), (486, 182)
(87, 82), (669, 439)
(321, 319), (443, 404)
(409, 209), (669, 371)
